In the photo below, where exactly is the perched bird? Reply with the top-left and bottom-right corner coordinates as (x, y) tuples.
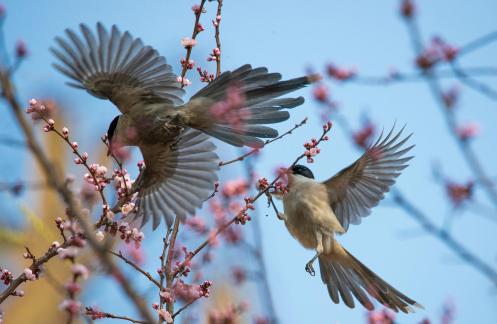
(277, 126), (422, 313)
(51, 23), (311, 229)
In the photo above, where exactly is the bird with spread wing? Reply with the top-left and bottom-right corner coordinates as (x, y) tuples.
(51, 23), (311, 229)
(277, 126), (423, 313)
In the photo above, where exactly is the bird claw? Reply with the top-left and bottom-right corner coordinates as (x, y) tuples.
(305, 261), (315, 276)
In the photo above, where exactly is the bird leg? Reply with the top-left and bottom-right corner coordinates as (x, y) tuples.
(305, 231), (323, 276)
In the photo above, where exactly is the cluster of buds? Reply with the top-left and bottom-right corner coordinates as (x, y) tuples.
(113, 169), (133, 198)
(256, 178), (269, 191)
(159, 289), (175, 304)
(155, 308), (173, 323)
(235, 198), (254, 225)
(118, 222), (145, 248)
(23, 268), (38, 281)
(174, 246), (193, 277)
(210, 86), (249, 130)
(71, 263), (89, 280)
(176, 75), (192, 87)
(197, 66), (215, 83)
(198, 280), (212, 297)
(353, 121), (375, 149)
(326, 63), (356, 81)
(274, 181), (289, 194)
(416, 37), (459, 70)
(181, 58), (195, 70)
(1, 268), (13, 285)
(446, 180), (473, 207)
(212, 14), (221, 27)
(207, 47), (221, 62)
(84, 163), (109, 191)
(303, 138), (321, 163)
(26, 98), (56, 120)
(120, 202), (136, 216)
(456, 121), (480, 141)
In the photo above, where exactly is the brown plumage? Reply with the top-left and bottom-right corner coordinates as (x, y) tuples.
(279, 126), (422, 313)
(51, 23), (311, 229)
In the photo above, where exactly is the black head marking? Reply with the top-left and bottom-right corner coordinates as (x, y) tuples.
(107, 115), (120, 143)
(291, 164), (314, 179)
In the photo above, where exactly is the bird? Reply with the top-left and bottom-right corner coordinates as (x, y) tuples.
(50, 23), (311, 229)
(276, 126), (423, 313)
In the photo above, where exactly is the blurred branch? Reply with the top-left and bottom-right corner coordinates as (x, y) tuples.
(458, 29), (497, 57)
(164, 216), (180, 322)
(0, 70), (155, 323)
(109, 250), (161, 288)
(403, 17), (497, 210)
(449, 61), (497, 100)
(392, 189), (497, 284)
(85, 307), (147, 324)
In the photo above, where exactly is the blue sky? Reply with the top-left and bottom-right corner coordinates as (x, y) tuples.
(2, 0), (497, 323)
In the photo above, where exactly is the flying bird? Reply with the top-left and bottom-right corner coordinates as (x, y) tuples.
(277, 126), (422, 313)
(51, 23), (311, 229)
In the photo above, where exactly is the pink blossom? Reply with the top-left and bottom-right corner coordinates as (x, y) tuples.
(57, 247), (79, 259)
(1, 269), (13, 285)
(176, 76), (192, 86)
(456, 121), (480, 141)
(23, 268), (36, 281)
(71, 263), (89, 280)
(312, 84), (329, 103)
(222, 178), (249, 197)
(59, 299), (81, 315)
(157, 309), (173, 323)
(209, 86), (249, 131)
(442, 85), (460, 109)
(121, 203), (136, 215)
(95, 230), (104, 241)
(181, 37), (197, 48)
(353, 121), (376, 149)
(326, 63), (356, 81)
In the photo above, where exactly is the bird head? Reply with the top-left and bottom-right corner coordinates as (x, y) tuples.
(106, 115), (120, 156)
(291, 164), (315, 179)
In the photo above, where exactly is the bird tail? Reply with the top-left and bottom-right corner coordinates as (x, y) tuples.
(182, 64), (312, 148)
(318, 244), (422, 313)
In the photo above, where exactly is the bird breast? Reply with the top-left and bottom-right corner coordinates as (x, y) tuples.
(282, 175), (343, 249)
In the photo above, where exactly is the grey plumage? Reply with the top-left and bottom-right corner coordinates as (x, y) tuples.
(51, 23), (310, 229)
(280, 126), (421, 313)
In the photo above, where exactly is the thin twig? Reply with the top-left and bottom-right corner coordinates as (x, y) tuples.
(213, 0), (223, 77)
(219, 117), (308, 167)
(164, 217), (181, 322)
(109, 250), (161, 288)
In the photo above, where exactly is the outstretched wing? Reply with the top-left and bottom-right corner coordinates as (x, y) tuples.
(51, 23), (184, 113)
(182, 64), (311, 148)
(134, 129), (219, 229)
(323, 126), (414, 232)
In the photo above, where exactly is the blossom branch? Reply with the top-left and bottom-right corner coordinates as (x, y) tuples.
(173, 121), (332, 277)
(402, 15), (497, 209)
(219, 117), (308, 167)
(213, 0), (223, 77)
(0, 71), (155, 323)
(178, 0), (207, 87)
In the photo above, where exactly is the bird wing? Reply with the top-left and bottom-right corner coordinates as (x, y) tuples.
(133, 128), (219, 229)
(322, 126), (414, 232)
(51, 23), (184, 113)
(181, 64), (311, 148)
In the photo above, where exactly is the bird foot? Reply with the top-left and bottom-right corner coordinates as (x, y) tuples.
(305, 261), (315, 276)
